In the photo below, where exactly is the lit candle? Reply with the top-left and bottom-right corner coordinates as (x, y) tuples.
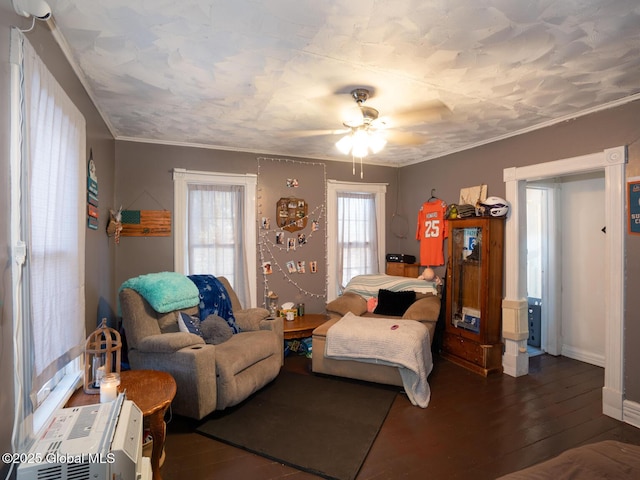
(100, 374), (120, 403)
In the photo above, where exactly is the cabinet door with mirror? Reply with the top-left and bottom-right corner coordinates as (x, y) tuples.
(443, 217), (504, 375)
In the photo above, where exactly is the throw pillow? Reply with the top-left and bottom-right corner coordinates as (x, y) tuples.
(178, 311), (203, 337)
(200, 314), (234, 345)
(373, 289), (416, 316)
(367, 297), (378, 313)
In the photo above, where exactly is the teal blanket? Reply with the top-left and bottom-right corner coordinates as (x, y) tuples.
(120, 272), (199, 313)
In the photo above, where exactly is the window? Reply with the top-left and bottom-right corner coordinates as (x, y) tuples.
(327, 180), (386, 299)
(10, 30), (86, 450)
(173, 169), (257, 307)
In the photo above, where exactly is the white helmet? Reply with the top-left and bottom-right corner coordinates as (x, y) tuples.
(478, 196), (509, 217)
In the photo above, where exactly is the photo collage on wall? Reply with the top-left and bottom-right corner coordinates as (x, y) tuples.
(257, 157), (327, 308)
(260, 178), (320, 277)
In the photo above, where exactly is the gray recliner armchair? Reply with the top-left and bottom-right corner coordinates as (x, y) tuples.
(120, 276), (283, 420)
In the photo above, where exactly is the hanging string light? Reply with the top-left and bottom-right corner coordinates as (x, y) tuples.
(257, 157), (328, 304)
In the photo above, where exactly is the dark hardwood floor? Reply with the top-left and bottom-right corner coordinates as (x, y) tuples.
(160, 353), (640, 480)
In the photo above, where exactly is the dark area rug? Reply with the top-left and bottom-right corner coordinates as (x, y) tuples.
(196, 370), (398, 480)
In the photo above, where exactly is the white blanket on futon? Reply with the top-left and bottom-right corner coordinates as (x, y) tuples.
(324, 312), (433, 408)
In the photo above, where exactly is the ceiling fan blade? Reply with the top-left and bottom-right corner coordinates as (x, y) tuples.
(385, 130), (428, 146)
(370, 117), (388, 129)
(388, 100), (451, 128)
(281, 128), (351, 138)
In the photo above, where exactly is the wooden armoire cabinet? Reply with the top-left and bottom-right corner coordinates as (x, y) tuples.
(442, 217), (505, 376)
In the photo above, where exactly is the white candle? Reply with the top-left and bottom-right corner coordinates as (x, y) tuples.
(100, 374), (119, 403)
(96, 366), (105, 384)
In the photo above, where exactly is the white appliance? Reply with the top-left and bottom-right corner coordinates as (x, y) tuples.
(18, 393), (152, 480)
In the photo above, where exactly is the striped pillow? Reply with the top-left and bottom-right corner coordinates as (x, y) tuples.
(344, 274), (438, 300)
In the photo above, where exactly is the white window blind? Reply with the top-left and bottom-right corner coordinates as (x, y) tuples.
(10, 29), (86, 449)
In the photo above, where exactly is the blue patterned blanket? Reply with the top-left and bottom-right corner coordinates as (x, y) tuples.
(188, 275), (240, 333)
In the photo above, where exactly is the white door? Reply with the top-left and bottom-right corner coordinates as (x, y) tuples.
(559, 172), (606, 367)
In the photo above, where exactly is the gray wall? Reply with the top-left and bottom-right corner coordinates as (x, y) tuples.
(114, 142), (399, 314)
(0, 6), (116, 475)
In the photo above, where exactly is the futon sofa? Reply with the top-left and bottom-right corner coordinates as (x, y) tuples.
(312, 274), (441, 387)
(120, 273), (283, 420)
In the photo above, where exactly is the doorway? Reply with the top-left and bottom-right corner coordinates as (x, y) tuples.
(503, 146), (626, 420)
(526, 173), (606, 365)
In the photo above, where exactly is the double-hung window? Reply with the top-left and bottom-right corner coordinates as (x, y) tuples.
(10, 29), (86, 450)
(327, 180), (386, 299)
(173, 169), (257, 307)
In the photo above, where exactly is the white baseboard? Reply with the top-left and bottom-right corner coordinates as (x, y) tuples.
(603, 386), (623, 421)
(623, 399), (640, 428)
(561, 345), (605, 368)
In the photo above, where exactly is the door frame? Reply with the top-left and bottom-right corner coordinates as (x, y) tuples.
(502, 146), (626, 420)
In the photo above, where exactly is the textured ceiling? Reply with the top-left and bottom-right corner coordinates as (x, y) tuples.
(46, 0), (640, 166)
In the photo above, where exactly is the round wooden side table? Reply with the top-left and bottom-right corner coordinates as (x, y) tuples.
(66, 369), (176, 480)
(283, 313), (329, 339)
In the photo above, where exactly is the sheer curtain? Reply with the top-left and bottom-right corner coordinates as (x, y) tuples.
(336, 192), (379, 292)
(173, 170), (257, 308)
(11, 30), (86, 448)
(186, 183), (251, 307)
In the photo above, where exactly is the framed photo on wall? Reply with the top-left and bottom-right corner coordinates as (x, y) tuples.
(276, 197), (308, 232)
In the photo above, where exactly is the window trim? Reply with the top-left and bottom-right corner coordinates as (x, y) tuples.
(327, 180), (387, 300)
(173, 168), (257, 307)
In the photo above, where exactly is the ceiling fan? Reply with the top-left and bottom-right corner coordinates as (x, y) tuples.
(334, 88), (388, 159)
(338, 88), (450, 176)
(286, 87), (449, 152)
(341, 88), (384, 129)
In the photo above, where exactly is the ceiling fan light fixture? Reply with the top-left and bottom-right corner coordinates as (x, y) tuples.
(335, 134), (353, 155)
(351, 129), (370, 158)
(335, 127), (386, 158)
(334, 87), (392, 177)
(368, 132), (387, 153)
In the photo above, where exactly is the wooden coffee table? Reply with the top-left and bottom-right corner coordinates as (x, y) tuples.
(66, 369), (176, 480)
(283, 313), (329, 339)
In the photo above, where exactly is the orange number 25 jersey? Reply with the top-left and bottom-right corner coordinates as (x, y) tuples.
(416, 199), (448, 267)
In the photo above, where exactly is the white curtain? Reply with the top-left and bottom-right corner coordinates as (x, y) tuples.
(16, 32), (86, 408)
(187, 183), (250, 306)
(336, 192), (379, 292)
